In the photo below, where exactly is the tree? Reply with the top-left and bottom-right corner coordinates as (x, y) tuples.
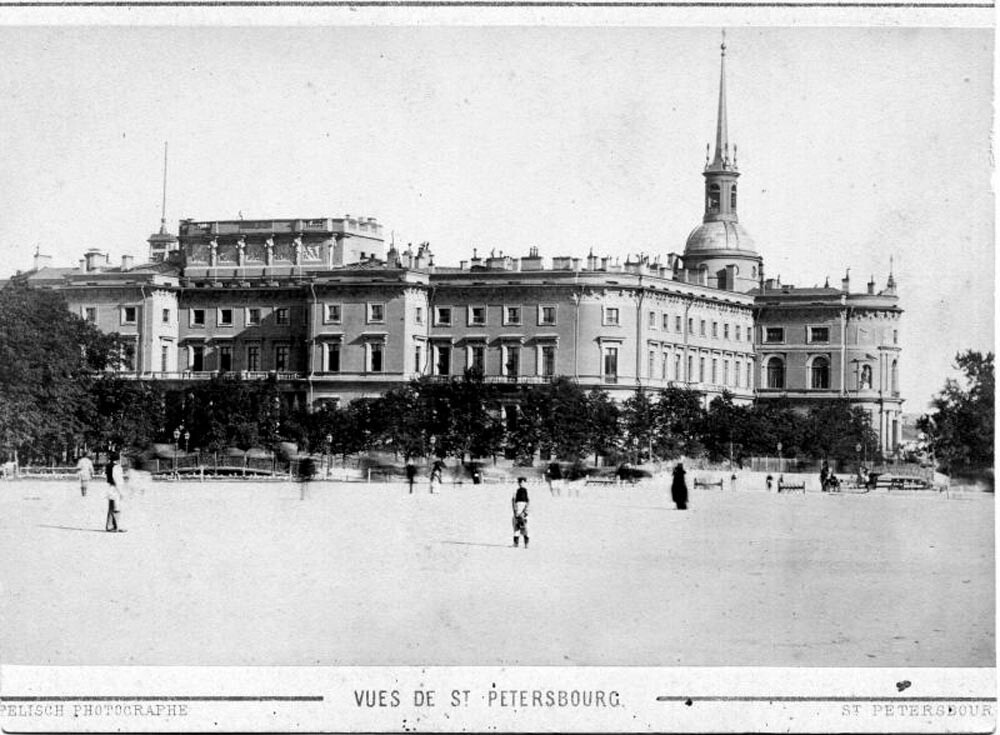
(0, 280), (123, 463)
(622, 387), (657, 463)
(586, 389), (621, 464)
(918, 350), (994, 472)
(653, 385), (704, 458)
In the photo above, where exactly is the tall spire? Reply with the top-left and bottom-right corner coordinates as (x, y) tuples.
(712, 30), (729, 169)
(159, 141), (169, 235)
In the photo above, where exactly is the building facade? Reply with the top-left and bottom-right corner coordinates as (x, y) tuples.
(8, 41), (901, 452)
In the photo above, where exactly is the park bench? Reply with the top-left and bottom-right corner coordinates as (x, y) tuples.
(584, 476), (619, 486)
(694, 477), (724, 490)
(777, 479), (806, 493)
(882, 476), (930, 491)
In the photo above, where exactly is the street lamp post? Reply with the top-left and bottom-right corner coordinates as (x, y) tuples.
(173, 427), (181, 475)
(325, 433), (332, 478)
(776, 442), (783, 474)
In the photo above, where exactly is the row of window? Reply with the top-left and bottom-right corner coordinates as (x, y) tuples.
(430, 305), (557, 327)
(762, 357), (899, 391)
(645, 311), (752, 342)
(761, 326), (900, 346)
(634, 347), (755, 389)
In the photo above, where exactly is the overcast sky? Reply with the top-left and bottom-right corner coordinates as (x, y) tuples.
(0, 26), (992, 411)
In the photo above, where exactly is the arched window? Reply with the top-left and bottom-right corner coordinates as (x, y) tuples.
(766, 356), (785, 389)
(859, 364), (872, 390)
(810, 356), (830, 389)
(730, 184), (737, 209)
(891, 360), (898, 393)
(708, 183), (721, 210)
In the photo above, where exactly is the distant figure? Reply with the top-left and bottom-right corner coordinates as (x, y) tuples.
(671, 463), (688, 510)
(76, 453), (94, 497)
(297, 457), (316, 500)
(545, 461), (563, 496)
(511, 476), (530, 548)
(405, 463), (417, 494)
(0, 459), (15, 479)
(766, 474), (774, 492)
(820, 460), (831, 492)
(429, 458), (445, 493)
(105, 455), (124, 532)
(617, 462), (629, 487)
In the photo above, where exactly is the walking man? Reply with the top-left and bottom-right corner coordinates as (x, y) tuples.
(105, 454), (124, 532)
(545, 461), (562, 497)
(76, 452), (94, 497)
(405, 462), (417, 494)
(511, 476), (530, 548)
(429, 458), (445, 493)
(671, 462), (689, 510)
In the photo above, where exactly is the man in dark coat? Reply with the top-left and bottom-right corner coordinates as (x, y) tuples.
(671, 462), (688, 510)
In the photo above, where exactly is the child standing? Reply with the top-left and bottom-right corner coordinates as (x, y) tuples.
(511, 477), (530, 548)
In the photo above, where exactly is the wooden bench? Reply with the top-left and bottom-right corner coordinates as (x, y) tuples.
(778, 480), (806, 493)
(882, 476), (930, 491)
(694, 478), (724, 490)
(584, 476), (619, 486)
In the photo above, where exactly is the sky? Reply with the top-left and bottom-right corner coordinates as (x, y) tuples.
(0, 25), (992, 412)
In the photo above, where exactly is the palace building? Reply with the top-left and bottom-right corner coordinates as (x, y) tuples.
(9, 41), (902, 453)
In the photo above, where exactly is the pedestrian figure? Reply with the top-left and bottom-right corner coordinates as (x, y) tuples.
(105, 455), (124, 532)
(297, 456), (316, 500)
(766, 474), (774, 492)
(405, 463), (417, 494)
(76, 452), (94, 497)
(820, 460), (831, 492)
(429, 458), (445, 493)
(671, 462), (688, 510)
(511, 476), (530, 548)
(545, 461), (562, 496)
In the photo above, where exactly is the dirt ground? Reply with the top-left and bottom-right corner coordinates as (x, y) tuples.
(0, 477), (993, 667)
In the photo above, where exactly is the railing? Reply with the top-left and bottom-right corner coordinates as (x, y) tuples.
(136, 370), (306, 381)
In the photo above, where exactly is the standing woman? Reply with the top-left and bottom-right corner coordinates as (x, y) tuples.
(671, 462), (689, 511)
(105, 455), (124, 532)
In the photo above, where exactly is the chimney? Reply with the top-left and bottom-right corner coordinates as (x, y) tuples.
(121, 255), (134, 271)
(867, 275), (876, 295)
(841, 269), (850, 293)
(33, 252), (52, 271)
(84, 249), (107, 273)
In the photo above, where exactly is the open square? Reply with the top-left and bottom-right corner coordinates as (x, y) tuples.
(1, 478), (992, 668)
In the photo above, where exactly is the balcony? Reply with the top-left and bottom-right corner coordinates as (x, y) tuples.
(135, 370), (306, 381)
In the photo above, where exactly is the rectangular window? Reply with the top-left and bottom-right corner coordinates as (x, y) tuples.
(724, 323), (730, 340)
(162, 308), (170, 324)
(687, 317), (694, 334)
(369, 343), (383, 372)
(700, 320), (706, 336)
(663, 314), (670, 330)
(687, 355), (694, 381)
(505, 345), (520, 377)
(711, 358), (718, 383)
(246, 345), (260, 372)
(246, 308), (261, 326)
(808, 326), (830, 343)
(275, 345), (289, 371)
(541, 345), (556, 377)
(325, 304), (342, 324)
(191, 345), (204, 371)
(122, 306), (137, 325)
(539, 305), (557, 326)
(84, 307), (96, 323)
(470, 345), (485, 373)
(504, 306), (522, 326)
(603, 347), (619, 384)
(674, 354), (681, 380)
(414, 345), (422, 373)
(160, 344), (169, 372)
(368, 303), (385, 323)
(218, 308), (233, 327)
(662, 352), (668, 380)
(735, 325), (741, 341)
(748, 327), (754, 343)
(675, 315), (682, 332)
(435, 307), (452, 326)
(275, 308), (289, 326)
(763, 327), (785, 344)
(648, 350), (655, 377)
(218, 345), (232, 372)
(747, 360), (754, 387)
(648, 311), (656, 328)
(415, 306), (424, 325)
(468, 305), (487, 326)
(327, 343), (340, 372)
(724, 359), (730, 385)
(699, 357), (706, 382)
(604, 307), (620, 326)
(712, 322), (718, 338)
(191, 309), (205, 327)
(435, 345), (451, 376)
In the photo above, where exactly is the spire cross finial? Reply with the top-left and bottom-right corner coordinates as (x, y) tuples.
(159, 141), (169, 235)
(721, 29), (727, 55)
